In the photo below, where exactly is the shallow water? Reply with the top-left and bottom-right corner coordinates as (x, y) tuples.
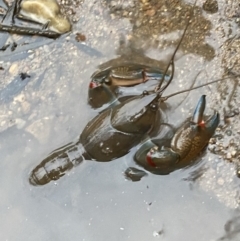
(0, 0), (240, 240)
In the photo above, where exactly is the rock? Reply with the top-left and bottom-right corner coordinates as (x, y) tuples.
(19, 0), (71, 34)
(203, 0), (218, 14)
(9, 63), (19, 75)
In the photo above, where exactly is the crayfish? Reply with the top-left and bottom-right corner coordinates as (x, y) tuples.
(29, 1), (226, 186)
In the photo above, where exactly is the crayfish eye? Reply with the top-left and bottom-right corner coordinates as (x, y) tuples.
(150, 103), (158, 111)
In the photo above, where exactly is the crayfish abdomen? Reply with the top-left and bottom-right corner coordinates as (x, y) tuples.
(29, 142), (86, 185)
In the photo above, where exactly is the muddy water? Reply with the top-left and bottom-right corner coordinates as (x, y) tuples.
(0, 0), (240, 240)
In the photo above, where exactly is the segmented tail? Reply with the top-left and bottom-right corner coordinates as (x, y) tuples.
(29, 142), (87, 186)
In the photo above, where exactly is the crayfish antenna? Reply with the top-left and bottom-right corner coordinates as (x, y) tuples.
(161, 75), (240, 102)
(156, 0), (198, 93)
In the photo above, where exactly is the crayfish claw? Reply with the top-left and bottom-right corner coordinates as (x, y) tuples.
(205, 111), (220, 135)
(192, 95), (220, 135)
(192, 95), (206, 124)
(146, 147), (180, 168)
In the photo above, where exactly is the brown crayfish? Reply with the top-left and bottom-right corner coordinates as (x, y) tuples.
(29, 1), (224, 186)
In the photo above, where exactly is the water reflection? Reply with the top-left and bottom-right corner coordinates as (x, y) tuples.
(218, 211), (240, 241)
(103, 0), (215, 60)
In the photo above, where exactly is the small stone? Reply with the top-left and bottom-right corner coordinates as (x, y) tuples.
(14, 93), (25, 103)
(75, 33), (86, 42)
(9, 63), (18, 75)
(203, 0), (218, 14)
(217, 177), (224, 186)
(226, 152), (232, 160)
(231, 150), (237, 157)
(208, 145), (214, 151)
(209, 138), (216, 144)
(225, 130), (232, 136)
(21, 101), (31, 114)
(124, 167), (147, 182)
(146, 8), (156, 17)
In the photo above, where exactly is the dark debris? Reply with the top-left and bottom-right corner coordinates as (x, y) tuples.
(19, 73), (31, 80)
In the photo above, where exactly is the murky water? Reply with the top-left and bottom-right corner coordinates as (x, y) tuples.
(0, 0), (240, 240)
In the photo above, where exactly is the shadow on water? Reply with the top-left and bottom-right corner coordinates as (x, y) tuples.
(218, 210), (240, 241)
(0, 0), (240, 240)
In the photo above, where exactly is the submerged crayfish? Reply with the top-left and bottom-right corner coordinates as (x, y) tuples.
(28, 1), (227, 186)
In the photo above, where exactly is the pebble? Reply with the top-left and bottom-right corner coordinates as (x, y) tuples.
(14, 94), (25, 103)
(146, 8), (156, 17)
(225, 130), (232, 136)
(226, 152), (232, 160)
(231, 150), (237, 157)
(8, 63), (19, 75)
(21, 101), (31, 114)
(203, 0), (218, 14)
(217, 177), (224, 186)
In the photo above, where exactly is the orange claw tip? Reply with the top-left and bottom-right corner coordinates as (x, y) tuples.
(146, 152), (157, 167)
(89, 81), (100, 89)
(198, 120), (205, 127)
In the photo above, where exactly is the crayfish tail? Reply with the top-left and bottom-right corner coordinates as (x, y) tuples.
(29, 142), (86, 186)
